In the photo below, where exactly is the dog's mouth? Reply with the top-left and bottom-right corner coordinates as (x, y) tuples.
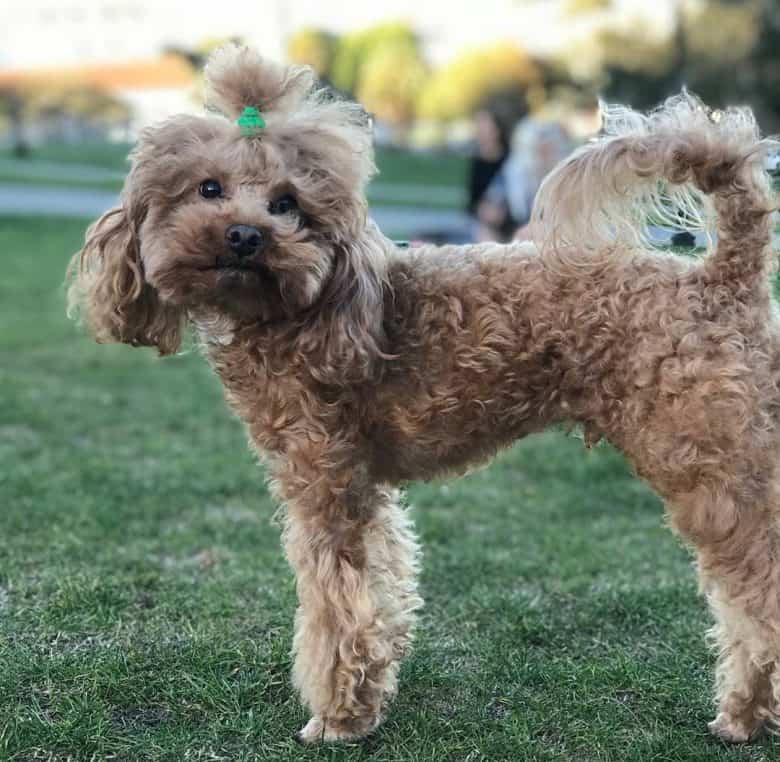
(211, 254), (267, 273)
(196, 255), (279, 295)
(204, 254), (276, 281)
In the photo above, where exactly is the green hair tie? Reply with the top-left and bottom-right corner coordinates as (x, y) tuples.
(237, 106), (266, 136)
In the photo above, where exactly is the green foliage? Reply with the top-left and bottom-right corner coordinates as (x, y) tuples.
(356, 39), (427, 127)
(559, 16), (675, 108)
(417, 42), (539, 122)
(289, 23), (536, 127)
(686, 0), (759, 63)
(597, 29), (674, 76)
(749, 0), (780, 125)
(0, 144), (469, 208)
(0, 140), (131, 168)
(323, 22), (427, 127)
(330, 21), (418, 95)
(556, 0), (779, 122)
(594, 28), (676, 108)
(373, 145), (467, 188)
(286, 27), (337, 80)
(682, 0), (763, 106)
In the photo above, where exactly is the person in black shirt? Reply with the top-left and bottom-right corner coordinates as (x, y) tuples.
(467, 107), (515, 241)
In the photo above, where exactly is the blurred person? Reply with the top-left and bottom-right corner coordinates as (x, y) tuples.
(467, 106), (515, 242)
(478, 118), (572, 242)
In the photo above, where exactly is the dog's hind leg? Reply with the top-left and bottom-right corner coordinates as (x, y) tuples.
(280, 480), (422, 743)
(670, 485), (780, 742)
(706, 596), (774, 742)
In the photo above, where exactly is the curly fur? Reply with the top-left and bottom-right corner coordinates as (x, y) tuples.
(68, 45), (780, 744)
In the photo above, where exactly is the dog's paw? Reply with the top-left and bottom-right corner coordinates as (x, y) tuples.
(708, 712), (761, 744)
(297, 714), (379, 744)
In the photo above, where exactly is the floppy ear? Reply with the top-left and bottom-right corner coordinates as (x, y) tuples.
(67, 199), (184, 355)
(298, 223), (390, 385)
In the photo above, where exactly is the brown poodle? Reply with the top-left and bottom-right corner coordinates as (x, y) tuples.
(68, 44), (780, 744)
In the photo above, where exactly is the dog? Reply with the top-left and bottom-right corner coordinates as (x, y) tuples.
(68, 44), (780, 744)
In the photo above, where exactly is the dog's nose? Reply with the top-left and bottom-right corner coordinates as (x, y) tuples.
(225, 224), (265, 258)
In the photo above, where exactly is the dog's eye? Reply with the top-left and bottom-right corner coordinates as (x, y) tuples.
(269, 194), (298, 215)
(199, 179), (223, 199)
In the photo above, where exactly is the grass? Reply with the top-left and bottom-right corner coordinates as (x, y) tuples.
(374, 146), (467, 188)
(2, 214), (778, 761)
(0, 143), (468, 211)
(1, 142), (466, 185)
(0, 141), (133, 170)
(0, 173), (123, 192)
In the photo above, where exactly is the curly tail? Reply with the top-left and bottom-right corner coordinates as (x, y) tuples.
(531, 92), (778, 288)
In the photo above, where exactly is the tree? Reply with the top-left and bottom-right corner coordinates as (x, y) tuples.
(682, 0), (760, 103)
(593, 27), (676, 108)
(556, 8), (676, 109)
(747, 0), (780, 127)
(417, 43), (539, 122)
(287, 28), (337, 81)
(356, 39), (427, 129)
(330, 22), (418, 96)
(555, 0), (775, 122)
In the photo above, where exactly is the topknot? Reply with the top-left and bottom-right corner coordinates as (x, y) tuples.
(203, 43), (315, 121)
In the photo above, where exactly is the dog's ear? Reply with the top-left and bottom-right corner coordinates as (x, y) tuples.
(67, 196), (184, 356)
(299, 223), (389, 385)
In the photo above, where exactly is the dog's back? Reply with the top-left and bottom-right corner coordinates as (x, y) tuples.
(528, 91), (780, 496)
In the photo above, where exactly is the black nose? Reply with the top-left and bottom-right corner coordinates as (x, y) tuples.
(225, 224), (264, 258)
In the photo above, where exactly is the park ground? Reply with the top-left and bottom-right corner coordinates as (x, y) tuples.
(0, 143), (468, 210)
(2, 153), (780, 761)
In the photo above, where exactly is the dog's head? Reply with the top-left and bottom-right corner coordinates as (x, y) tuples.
(69, 45), (387, 380)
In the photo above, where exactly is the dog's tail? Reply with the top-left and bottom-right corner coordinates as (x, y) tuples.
(531, 92), (778, 287)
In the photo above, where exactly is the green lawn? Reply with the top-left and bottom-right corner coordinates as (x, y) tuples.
(2, 215), (777, 761)
(0, 173), (123, 192)
(0, 142), (467, 185)
(0, 141), (133, 169)
(0, 143), (468, 210)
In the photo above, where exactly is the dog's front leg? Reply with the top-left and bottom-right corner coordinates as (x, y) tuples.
(280, 478), (422, 743)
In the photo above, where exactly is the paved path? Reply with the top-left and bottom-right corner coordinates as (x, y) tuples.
(0, 183), (118, 217)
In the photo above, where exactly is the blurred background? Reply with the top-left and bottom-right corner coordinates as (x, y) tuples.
(1, 0), (779, 242)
